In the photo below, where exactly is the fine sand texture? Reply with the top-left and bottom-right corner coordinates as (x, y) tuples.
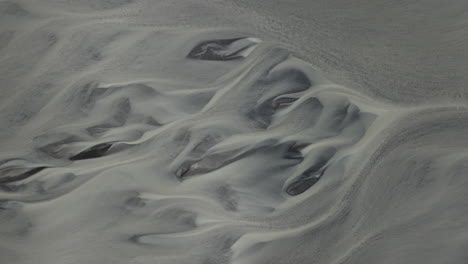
(1, 1), (468, 264)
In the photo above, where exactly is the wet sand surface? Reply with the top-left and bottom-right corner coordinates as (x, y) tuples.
(1, 1), (468, 263)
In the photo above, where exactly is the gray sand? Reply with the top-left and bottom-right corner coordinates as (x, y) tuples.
(1, 1), (468, 264)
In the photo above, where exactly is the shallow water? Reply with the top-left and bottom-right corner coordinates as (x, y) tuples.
(1, 1), (468, 264)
